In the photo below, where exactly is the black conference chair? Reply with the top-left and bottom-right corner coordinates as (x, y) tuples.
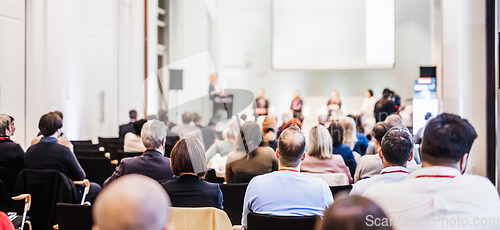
(77, 157), (114, 187)
(70, 140), (93, 146)
(204, 169), (225, 184)
(13, 169), (90, 230)
(230, 173), (257, 184)
(247, 212), (319, 230)
(106, 144), (124, 161)
(97, 137), (120, 148)
(74, 149), (106, 158)
(329, 185), (353, 197)
(56, 203), (93, 230)
(220, 183), (248, 225)
(0, 180), (32, 230)
(0, 167), (21, 209)
(74, 144), (100, 151)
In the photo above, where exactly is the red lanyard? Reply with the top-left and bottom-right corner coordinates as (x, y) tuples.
(0, 137), (9, 140)
(381, 170), (409, 175)
(415, 175), (456, 179)
(279, 169), (298, 172)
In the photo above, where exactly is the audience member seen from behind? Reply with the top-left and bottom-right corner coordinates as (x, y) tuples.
(31, 110), (73, 152)
(170, 112), (205, 146)
(205, 118), (241, 162)
(300, 125), (352, 183)
(162, 136), (223, 209)
(339, 117), (360, 153)
(328, 122), (356, 167)
(118, 109), (137, 141)
(374, 88), (396, 122)
(0, 115), (24, 173)
(364, 113), (500, 230)
(192, 112), (216, 150)
(241, 124), (333, 228)
(384, 114), (403, 128)
(25, 112), (101, 202)
(124, 119), (147, 153)
(351, 115), (369, 155)
(262, 116), (278, 150)
(225, 122), (278, 183)
(353, 122), (392, 182)
(318, 195), (393, 230)
(350, 127), (414, 195)
(104, 120), (174, 186)
(93, 174), (171, 230)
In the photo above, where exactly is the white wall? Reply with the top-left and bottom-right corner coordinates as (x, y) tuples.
(25, 0), (144, 144)
(212, 0), (432, 120)
(0, 0), (25, 146)
(441, 0), (487, 176)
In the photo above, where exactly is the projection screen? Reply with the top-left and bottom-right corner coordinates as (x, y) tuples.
(272, 0), (395, 70)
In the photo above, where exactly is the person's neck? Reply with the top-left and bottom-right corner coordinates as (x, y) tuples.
(130, 119), (137, 123)
(421, 161), (460, 171)
(278, 164), (300, 172)
(180, 172), (196, 176)
(148, 148), (165, 155)
(383, 162), (406, 169)
(195, 122), (201, 126)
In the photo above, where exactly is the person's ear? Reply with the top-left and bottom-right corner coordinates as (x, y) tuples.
(163, 224), (169, 230)
(5, 127), (12, 137)
(92, 225), (100, 230)
(408, 151), (414, 162)
(276, 149), (280, 159)
(460, 153), (469, 174)
(162, 138), (166, 146)
(378, 148), (383, 160)
(301, 153), (306, 161)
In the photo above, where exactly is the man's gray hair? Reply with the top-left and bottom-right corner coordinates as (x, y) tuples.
(0, 115), (11, 137)
(278, 124), (306, 167)
(385, 115), (403, 128)
(141, 120), (167, 149)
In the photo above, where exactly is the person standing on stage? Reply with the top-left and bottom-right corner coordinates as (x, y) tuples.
(290, 90), (303, 118)
(327, 90), (342, 120)
(374, 89), (396, 122)
(254, 88), (269, 116)
(208, 73), (221, 99)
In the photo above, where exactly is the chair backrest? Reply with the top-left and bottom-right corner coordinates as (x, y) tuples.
(98, 137), (120, 146)
(247, 213), (319, 230)
(116, 150), (143, 164)
(329, 185), (353, 198)
(107, 144), (124, 160)
(56, 203), (93, 230)
(74, 149), (106, 158)
(204, 169), (225, 184)
(74, 144), (100, 151)
(70, 140), (93, 146)
(13, 169), (78, 230)
(77, 157), (114, 186)
(300, 172), (349, 186)
(0, 166), (20, 210)
(219, 183), (248, 225)
(231, 173), (256, 184)
(169, 207), (232, 230)
(0, 180), (8, 213)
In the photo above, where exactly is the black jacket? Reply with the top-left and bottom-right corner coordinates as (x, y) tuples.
(25, 137), (85, 181)
(104, 149), (174, 186)
(0, 138), (24, 172)
(162, 174), (223, 209)
(119, 122), (135, 141)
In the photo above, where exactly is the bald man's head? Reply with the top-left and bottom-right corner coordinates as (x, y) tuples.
(93, 175), (171, 230)
(278, 124), (306, 167)
(385, 114), (403, 128)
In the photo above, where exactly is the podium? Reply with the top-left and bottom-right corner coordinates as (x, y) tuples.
(213, 94), (234, 117)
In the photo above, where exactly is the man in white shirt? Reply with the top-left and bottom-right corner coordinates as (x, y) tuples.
(350, 127), (413, 195)
(364, 113), (500, 230)
(170, 112), (204, 146)
(241, 124), (333, 229)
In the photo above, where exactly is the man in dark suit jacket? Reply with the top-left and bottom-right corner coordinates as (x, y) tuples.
(104, 120), (174, 187)
(119, 110), (137, 141)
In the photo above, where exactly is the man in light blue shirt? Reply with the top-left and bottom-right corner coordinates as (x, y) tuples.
(350, 127), (414, 195)
(241, 124), (333, 228)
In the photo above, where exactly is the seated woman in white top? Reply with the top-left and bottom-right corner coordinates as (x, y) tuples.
(124, 119), (147, 153)
(205, 118), (242, 162)
(301, 125), (353, 183)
